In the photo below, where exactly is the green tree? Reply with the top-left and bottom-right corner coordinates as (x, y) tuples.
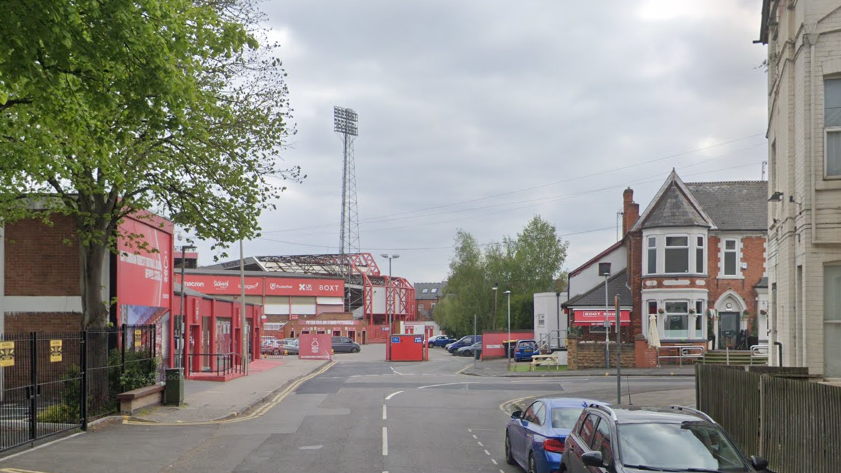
(0, 0), (299, 328)
(437, 217), (568, 335)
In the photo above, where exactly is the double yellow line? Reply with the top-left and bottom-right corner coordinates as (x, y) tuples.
(123, 361), (336, 427)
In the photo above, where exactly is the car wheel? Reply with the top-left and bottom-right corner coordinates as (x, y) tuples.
(528, 452), (537, 473)
(350, 347), (360, 353)
(504, 433), (516, 465)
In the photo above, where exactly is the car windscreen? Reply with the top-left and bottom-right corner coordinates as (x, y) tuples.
(518, 341), (536, 350)
(618, 422), (748, 471)
(550, 407), (584, 429)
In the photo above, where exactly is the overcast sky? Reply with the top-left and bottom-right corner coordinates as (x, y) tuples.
(193, 0), (769, 285)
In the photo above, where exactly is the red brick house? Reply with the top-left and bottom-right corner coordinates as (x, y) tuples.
(626, 171), (768, 366)
(415, 281), (445, 320)
(564, 171), (768, 368)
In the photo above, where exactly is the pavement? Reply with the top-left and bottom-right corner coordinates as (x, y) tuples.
(461, 355), (697, 378)
(125, 356), (332, 424)
(119, 349), (696, 425)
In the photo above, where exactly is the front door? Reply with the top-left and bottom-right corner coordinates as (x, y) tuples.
(718, 312), (739, 349)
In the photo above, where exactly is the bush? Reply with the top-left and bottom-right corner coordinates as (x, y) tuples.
(108, 349), (159, 395)
(37, 404), (77, 423)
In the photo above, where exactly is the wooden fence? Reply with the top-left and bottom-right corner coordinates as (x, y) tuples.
(696, 365), (841, 473)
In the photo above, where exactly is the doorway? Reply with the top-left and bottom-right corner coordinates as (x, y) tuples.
(718, 312), (740, 349)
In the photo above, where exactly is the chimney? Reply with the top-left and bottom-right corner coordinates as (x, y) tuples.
(622, 187), (640, 236)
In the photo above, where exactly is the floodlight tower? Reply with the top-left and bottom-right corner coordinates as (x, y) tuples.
(334, 106), (360, 276)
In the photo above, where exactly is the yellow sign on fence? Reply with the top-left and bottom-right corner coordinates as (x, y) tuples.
(0, 341), (15, 367)
(50, 340), (63, 363)
(134, 329), (142, 348)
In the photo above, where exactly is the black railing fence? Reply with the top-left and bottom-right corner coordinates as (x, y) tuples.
(0, 325), (157, 453)
(185, 353), (245, 377)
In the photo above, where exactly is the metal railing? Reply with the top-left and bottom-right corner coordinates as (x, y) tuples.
(185, 353), (245, 377)
(656, 345), (704, 366)
(0, 325), (157, 453)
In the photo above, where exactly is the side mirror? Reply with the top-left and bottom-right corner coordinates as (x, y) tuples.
(581, 451), (604, 467)
(750, 455), (768, 471)
(510, 410), (522, 419)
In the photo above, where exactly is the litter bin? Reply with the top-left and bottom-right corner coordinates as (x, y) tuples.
(164, 368), (184, 406)
(474, 348), (482, 360)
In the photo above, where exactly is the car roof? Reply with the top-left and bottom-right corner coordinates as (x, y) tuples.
(538, 397), (604, 409)
(589, 405), (712, 424)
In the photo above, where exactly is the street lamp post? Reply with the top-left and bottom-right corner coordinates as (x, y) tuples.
(492, 283), (498, 331)
(177, 234), (196, 371)
(380, 253), (400, 361)
(504, 290), (511, 364)
(240, 239), (248, 375)
(599, 262), (611, 369)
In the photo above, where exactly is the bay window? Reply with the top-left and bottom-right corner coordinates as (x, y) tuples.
(647, 236), (657, 274)
(824, 78), (841, 178)
(696, 236), (705, 273)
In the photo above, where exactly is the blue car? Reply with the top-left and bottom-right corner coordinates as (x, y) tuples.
(447, 335), (481, 354)
(505, 397), (604, 473)
(513, 339), (538, 362)
(429, 335), (456, 347)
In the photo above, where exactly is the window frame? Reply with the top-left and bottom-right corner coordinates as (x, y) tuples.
(722, 238), (739, 277)
(664, 235), (690, 274)
(695, 236), (705, 274)
(647, 236), (657, 275)
(826, 128), (841, 179)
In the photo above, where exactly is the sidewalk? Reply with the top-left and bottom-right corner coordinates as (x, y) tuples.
(128, 357), (331, 424)
(461, 356), (697, 377)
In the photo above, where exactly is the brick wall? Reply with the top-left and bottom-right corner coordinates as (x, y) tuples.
(4, 313), (82, 333)
(4, 216), (81, 296)
(567, 339), (634, 370)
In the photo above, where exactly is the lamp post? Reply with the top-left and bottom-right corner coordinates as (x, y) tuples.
(177, 233), (196, 371)
(599, 262), (611, 369)
(240, 239), (248, 375)
(380, 253), (400, 361)
(504, 290), (511, 364)
(492, 283), (498, 331)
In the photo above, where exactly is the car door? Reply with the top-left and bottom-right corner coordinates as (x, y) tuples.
(510, 401), (538, 466)
(585, 415), (614, 473)
(565, 413), (599, 473)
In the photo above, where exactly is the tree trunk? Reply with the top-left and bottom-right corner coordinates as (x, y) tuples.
(79, 235), (110, 329)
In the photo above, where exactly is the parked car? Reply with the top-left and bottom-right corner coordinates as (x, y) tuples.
(331, 336), (361, 353)
(513, 339), (538, 362)
(282, 339), (299, 355)
(432, 336), (457, 347)
(562, 404), (769, 473)
(427, 335), (451, 347)
(260, 339), (284, 355)
(447, 335), (481, 354)
(505, 397), (603, 473)
(456, 341), (482, 357)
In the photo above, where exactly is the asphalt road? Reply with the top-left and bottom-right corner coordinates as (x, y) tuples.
(0, 346), (695, 473)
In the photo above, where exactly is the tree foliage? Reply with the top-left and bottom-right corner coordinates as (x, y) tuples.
(433, 216), (568, 337)
(0, 0), (299, 327)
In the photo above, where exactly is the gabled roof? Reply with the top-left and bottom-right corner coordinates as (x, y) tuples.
(415, 281), (446, 300)
(563, 269), (632, 307)
(631, 170), (767, 233)
(632, 170), (714, 232)
(569, 240), (624, 277)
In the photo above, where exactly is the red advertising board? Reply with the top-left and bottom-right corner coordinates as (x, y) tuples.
(573, 309), (631, 326)
(116, 213), (174, 313)
(175, 274), (343, 297)
(298, 333), (333, 360)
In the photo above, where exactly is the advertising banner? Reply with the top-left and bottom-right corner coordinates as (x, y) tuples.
(573, 309), (631, 326)
(116, 213), (173, 311)
(175, 275), (344, 297)
(298, 333), (333, 360)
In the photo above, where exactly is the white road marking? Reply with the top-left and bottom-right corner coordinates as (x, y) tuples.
(477, 441), (484, 447)
(299, 445), (323, 450)
(382, 405), (387, 420)
(472, 434), (478, 439)
(390, 366), (405, 375)
(383, 427), (389, 456)
(484, 449), (490, 456)
(385, 391), (403, 400)
(491, 459), (498, 465)
(418, 382), (473, 389)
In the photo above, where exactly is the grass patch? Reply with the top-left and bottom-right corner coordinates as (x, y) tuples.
(508, 363), (567, 372)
